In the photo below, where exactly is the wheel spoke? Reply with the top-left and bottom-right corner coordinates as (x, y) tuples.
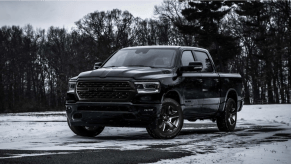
(228, 113), (236, 125)
(170, 121), (177, 128)
(232, 115), (236, 122)
(171, 109), (177, 115)
(162, 122), (166, 131)
(159, 121), (164, 129)
(174, 119), (179, 127)
(168, 106), (171, 115)
(169, 116), (179, 121)
(230, 117), (235, 124)
(165, 121), (176, 130)
(172, 110), (177, 115)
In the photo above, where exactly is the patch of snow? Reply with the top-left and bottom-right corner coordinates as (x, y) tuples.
(0, 111), (66, 122)
(150, 140), (291, 164)
(0, 152), (71, 159)
(0, 104), (290, 163)
(238, 104), (291, 126)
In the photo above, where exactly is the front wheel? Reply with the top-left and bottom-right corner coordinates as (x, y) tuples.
(217, 98), (237, 132)
(67, 119), (105, 137)
(146, 98), (184, 139)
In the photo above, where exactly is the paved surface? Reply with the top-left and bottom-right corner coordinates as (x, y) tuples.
(0, 149), (191, 164)
(1, 123), (290, 164)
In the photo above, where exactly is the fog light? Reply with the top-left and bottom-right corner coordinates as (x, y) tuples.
(66, 106), (72, 113)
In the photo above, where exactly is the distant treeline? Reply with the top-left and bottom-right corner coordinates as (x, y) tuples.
(0, 0), (290, 112)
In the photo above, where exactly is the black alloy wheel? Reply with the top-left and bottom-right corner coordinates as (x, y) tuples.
(146, 98), (183, 139)
(217, 98), (237, 132)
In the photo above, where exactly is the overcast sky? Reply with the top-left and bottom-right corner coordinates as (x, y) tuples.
(0, 0), (164, 31)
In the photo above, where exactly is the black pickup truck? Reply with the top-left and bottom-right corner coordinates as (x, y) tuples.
(65, 46), (243, 139)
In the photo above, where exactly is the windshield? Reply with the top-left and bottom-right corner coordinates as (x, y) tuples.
(103, 48), (177, 68)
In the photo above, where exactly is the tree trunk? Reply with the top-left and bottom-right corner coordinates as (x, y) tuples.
(273, 78), (280, 103)
(267, 78), (274, 104)
(243, 82), (251, 104)
(279, 56), (285, 103)
(253, 80), (260, 104)
(289, 50), (291, 103)
(0, 73), (4, 112)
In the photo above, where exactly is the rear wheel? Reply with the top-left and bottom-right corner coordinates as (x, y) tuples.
(146, 98), (183, 139)
(217, 98), (237, 132)
(67, 119), (105, 137)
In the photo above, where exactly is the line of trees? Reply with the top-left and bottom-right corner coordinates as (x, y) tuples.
(161, 0), (291, 104)
(0, 0), (290, 112)
(229, 1), (291, 104)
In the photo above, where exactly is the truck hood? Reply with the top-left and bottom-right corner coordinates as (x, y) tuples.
(77, 67), (172, 79)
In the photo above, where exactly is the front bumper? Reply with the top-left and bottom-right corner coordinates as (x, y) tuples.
(66, 102), (162, 127)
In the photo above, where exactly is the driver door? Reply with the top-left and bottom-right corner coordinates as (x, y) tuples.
(180, 51), (204, 118)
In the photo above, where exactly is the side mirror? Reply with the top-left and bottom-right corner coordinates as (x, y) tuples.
(93, 62), (102, 70)
(180, 61), (203, 72)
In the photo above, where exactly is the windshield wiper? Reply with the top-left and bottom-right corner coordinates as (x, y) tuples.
(125, 65), (150, 67)
(104, 65), (160, 68)
(102, 66), (116, 68)
(125, 65), (162, 68)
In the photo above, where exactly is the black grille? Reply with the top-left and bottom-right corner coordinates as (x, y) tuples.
(76, 81), (134, 101)
(77, 82), (130, 88)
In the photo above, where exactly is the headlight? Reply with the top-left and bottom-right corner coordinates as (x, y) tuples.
(134, 82), (160, 94)
(68, 81), (76, 92)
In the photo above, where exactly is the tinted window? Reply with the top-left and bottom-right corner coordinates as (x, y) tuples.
(193, 51), (213, 72)
(181, 51), (194, 66)
(103, 48), (177, 68)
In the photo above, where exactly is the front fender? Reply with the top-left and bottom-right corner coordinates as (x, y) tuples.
(161, 89), (184, 106)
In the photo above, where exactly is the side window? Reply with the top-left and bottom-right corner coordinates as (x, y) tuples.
(193, 51), (213, 72)
(181, 51), (194, 66)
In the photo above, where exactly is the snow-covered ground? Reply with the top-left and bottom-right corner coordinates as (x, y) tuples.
(0, 104), (290, 163)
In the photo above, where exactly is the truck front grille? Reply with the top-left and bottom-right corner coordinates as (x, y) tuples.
(78, 82), (130, 88)
(76, 81), (135, 101)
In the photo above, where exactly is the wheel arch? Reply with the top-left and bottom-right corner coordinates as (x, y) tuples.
(223, 88), (238, 112)
(226, 89), (238, 103)
(162, 90), (183, 105)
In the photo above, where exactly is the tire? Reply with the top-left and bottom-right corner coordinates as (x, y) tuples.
(217, 98), (237, 132)
(67, 119), (105, 137)
(146, 98), (184, 139)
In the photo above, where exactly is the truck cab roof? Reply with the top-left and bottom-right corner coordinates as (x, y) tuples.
(122, 45), (209, 52)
